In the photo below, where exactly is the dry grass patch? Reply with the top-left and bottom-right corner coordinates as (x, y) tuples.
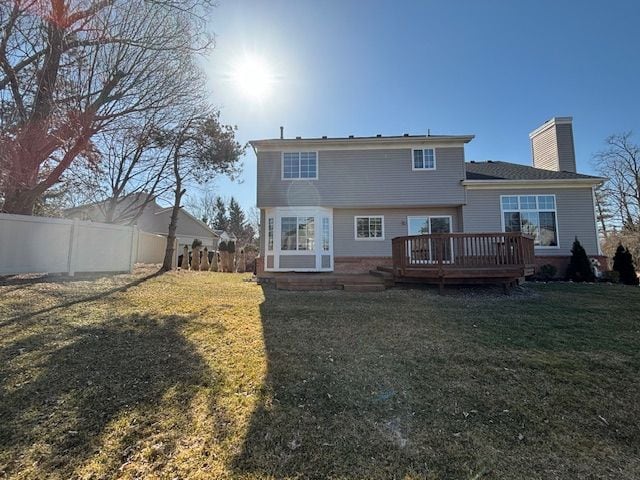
(0, 271), (638, 479)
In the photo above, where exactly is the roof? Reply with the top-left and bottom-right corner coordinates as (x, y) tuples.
(464, 161), (603, 181)
(250, 133), (475, 150)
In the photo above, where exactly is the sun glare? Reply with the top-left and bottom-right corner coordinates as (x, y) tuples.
(231, 55), (275, 102)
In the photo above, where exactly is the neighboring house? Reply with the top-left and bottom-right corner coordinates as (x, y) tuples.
(251, 117), (605, 275)
(65, 195), (236, 262)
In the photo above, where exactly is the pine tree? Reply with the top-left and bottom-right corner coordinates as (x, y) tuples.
(613, 244), (639, 285)
(228, 197), (246, 240)
(566, 237), (595, 282)
(212, 196), (229, 232)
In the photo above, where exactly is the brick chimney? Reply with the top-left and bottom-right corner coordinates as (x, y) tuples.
(529, 116), (576, 172)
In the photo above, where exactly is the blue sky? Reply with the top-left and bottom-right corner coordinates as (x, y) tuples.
(204, 0), (640, 211)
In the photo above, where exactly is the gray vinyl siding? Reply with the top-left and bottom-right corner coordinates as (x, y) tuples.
(531, 124), (576, 173)
(531, 127), (558, 171)
(259, 209), (266, 256)
(333, 207), (461, 257)
(279, 255), (315, 269)
(462, 187), (598, 255)
(256, 147), (466, 208)
(555, 123), (577, 173)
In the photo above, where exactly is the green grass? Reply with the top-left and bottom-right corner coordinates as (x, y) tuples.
(0, 269), (638, 479)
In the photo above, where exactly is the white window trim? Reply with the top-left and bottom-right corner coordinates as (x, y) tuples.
(499, 194), (560, 249)
(411, 148), (437, 171)
(281, 151), (319, 181)
(354, 215), (385, 241)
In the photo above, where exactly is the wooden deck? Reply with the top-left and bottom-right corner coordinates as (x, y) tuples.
(391, 232), (536, 290)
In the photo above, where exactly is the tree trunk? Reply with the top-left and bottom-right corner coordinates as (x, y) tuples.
(162, 185), (186, 271)
(1, 188), (39, 215)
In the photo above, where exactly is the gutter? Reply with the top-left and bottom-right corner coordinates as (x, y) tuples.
(462, 178), (605, 189)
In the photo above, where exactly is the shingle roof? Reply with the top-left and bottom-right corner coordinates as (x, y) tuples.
(464, 161), (602, 181)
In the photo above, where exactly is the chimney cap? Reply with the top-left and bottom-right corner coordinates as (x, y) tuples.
(529, 116), (573, 139)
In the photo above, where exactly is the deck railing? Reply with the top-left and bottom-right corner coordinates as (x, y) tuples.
(391, 232), (535, 274)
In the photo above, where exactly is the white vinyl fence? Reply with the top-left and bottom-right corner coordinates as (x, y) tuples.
(0, 213), (173, 276)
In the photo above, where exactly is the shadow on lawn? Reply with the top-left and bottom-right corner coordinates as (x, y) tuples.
(231, 286), (466, 479)
(0, 270), (163, 329)
(232, 284), (640, 479)
(0, 312), (224, 477)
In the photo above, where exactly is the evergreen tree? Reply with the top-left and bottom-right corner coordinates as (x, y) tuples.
(212, 196), (229, 232)
(228, 197), (246, 240)
(613, 244), (639, 285)
(566, 237), (595, 282)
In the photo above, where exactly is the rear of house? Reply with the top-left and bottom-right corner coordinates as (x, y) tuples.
(252, 117), (604, 277)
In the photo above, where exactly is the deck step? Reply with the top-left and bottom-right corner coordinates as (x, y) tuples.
(376, 266), (394, 274)
(278, 283), (340, 291)
(343, 283), (386, 292)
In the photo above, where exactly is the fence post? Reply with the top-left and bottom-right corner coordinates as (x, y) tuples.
(129, 226), (139, 273)
(67, 218), (80, 276)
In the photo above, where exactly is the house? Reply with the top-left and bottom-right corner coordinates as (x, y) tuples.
(65, 194), (236, 261)
(251, 117), (605, 278)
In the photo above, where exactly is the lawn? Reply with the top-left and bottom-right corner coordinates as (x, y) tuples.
(0, 269), (638, 479)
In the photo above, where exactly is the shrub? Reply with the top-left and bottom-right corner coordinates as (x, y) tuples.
(536, 264), (558, 281)
(243, 243), (258, 253)
(227, 241), (236, 254)
(599, 270), (620, 284)
(191, 238), (202, 249)
(613, 244), (639, 286)
(566, 237), (595, 282)
(218, 240), (228, 252)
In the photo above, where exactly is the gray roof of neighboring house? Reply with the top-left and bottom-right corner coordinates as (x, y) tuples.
(464, 161), (603, 181)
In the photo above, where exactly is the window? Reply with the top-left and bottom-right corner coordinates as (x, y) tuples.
(282, 152), (317, 179)
(281, 216), (315, 250)
(322, 217), (330, 251)
(355, 216), (384, 240)
(501, 195), (558, 247)
(267, 218), (274, 251)
(412, 148), (436, 170)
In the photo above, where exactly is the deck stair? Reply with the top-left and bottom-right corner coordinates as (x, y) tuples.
(274, 273), (388, 291)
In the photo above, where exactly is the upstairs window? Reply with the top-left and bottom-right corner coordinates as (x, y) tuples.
(282, 152), (317, 179)
(501, 195), (558, 247)
(412, 148), (436, 170)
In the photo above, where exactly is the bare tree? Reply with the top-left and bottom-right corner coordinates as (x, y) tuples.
(70, 116), (174, 224)
(593, 132), (640, 232)
(0, 0), (213, 214)
(159, 111), (244, 271)
(185, 189), (219, 228)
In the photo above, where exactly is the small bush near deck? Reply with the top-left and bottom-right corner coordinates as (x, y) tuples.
(566, 237), (595, 282)
(536, 263), (557, 281)
(613, 244), (639, 286)
(599, 270), (620, 284)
